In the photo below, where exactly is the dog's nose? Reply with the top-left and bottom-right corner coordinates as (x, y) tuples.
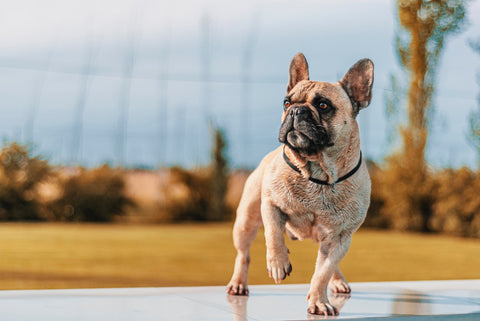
(296, 108), (306, 115)
(290, 106), (308, 116)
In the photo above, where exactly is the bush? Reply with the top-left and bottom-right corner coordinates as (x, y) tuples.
(160, 167), (213, 222)
(158, 127), (230, 222)
(365, 158), (480, 238)
(363, 160), (389, 228)
(430, 167), (480, 238)
(0, 143), (52, 221)
(377, 153), (436, 232)
(52, 165), (134, 222)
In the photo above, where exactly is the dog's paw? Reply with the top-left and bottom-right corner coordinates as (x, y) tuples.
(226, 280), (249, 296)
(328, 278), (351, 293)
(267, 255), (292, 284)
(307, 294), (338, 316)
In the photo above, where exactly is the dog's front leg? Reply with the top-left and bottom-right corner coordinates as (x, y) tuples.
(307, 234), (352, 316)
(261, 201), (292, 284)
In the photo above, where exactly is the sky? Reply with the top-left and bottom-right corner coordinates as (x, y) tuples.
(0, 0), (479, 169)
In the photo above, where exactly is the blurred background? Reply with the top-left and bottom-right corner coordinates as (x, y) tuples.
(1, 0), (479, 168)
(0, 0), (479, 290)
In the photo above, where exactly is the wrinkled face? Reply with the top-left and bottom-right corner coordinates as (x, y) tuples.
(278, 80), (355, 156)
(278, 53), (374, 158)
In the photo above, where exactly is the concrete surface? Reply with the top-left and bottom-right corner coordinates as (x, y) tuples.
(0, 280), (479, 320)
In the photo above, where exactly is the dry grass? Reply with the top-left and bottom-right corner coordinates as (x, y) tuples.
(0, 223), (478, 290)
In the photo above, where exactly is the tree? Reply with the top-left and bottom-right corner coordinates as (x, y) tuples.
(468, 38), (480, 170)
(468, 108), (480, 170)
(209, 126), (228, 221)
(0, 143), (52, 221)
(381, 0), (469, 232)
(396, 0), (468, 163)
(384, 73), (405, 149)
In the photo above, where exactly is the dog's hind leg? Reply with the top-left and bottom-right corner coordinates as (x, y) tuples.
(226, 169), (263, 296)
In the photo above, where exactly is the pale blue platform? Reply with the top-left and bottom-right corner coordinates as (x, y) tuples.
(0, 280), (478, 320)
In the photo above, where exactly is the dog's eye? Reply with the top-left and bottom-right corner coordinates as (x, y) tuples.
(284, 100), (291, 109)
(317, 102), (332, 113)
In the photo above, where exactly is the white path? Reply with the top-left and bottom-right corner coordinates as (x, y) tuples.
(0, 280), (479, 320)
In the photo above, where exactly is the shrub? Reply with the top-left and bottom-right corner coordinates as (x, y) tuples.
(160, 167), (213, 222)
(430, 167), (480, 238)
(363, 160), (389, 228)
(365, 158), (480, 238)
(52, 165), (134, 222)
(0, 143), (52, 221)
(373, 153), (436, 232)
(158, 127), (230, 222)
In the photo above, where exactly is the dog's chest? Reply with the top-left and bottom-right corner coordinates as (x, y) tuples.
(275, 181), (361, 241)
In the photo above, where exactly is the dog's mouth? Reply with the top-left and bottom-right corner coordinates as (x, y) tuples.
(279, 115), (333, 154)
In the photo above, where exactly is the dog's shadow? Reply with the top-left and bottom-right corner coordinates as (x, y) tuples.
(226, 292), (351, 320)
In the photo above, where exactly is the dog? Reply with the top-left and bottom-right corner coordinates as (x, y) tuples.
(226, 53), (374, 316)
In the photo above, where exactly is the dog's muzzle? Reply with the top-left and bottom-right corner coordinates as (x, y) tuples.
(279, 106), (332, 152)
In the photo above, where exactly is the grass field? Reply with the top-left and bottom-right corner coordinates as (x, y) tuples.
(0, 223), (478, 290)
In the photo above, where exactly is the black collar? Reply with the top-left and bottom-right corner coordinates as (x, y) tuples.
(282, 148), (363, 186)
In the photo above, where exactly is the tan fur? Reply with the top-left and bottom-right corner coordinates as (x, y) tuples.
(227, 53), (374, 316)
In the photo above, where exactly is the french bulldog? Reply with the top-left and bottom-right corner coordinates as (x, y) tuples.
(226, 52), (374, 316)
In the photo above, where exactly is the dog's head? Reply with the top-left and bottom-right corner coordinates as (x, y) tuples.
(278, 53), (374, 159)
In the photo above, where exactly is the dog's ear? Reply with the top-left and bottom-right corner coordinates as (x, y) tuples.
(340, 59), (374, 116)
(287, 53), (309, 93)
